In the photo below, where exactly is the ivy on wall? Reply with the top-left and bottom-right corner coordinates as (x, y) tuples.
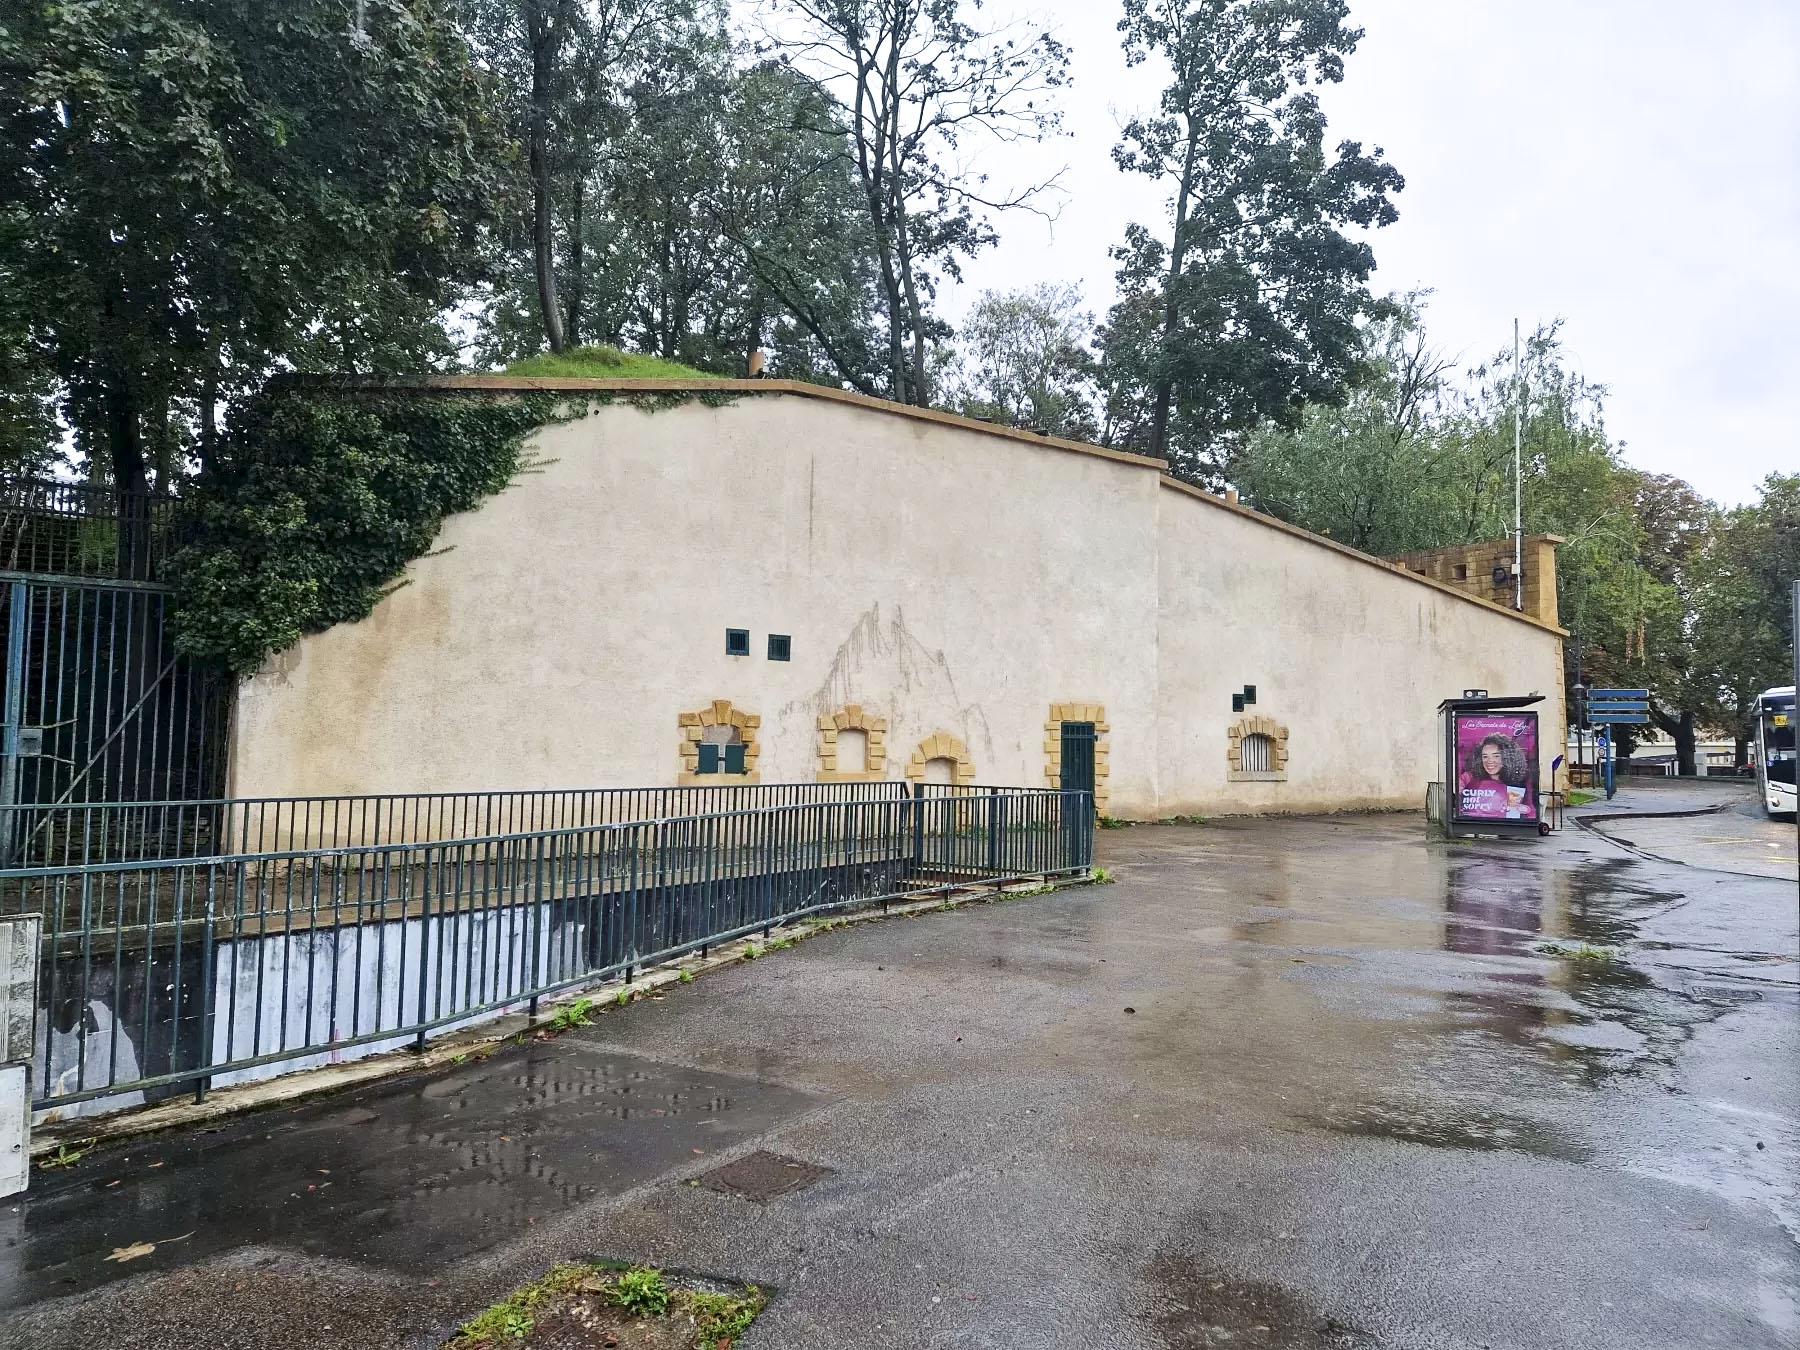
(169, 389), (570, 674)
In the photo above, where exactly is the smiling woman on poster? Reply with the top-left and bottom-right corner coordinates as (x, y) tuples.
(1455, 715), (1538, 821)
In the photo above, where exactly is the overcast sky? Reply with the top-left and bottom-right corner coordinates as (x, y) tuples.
(939, 0), (1799, 507)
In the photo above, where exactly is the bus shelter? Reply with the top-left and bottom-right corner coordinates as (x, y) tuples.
(1438, 693), (1549, 840)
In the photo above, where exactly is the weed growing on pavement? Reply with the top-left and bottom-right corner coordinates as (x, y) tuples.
(1157, 813), (1208, 825)
(449, 1262), (589, 1345)
(689, 1287), (767, 1342)
(547, 997), (595, 1032)
(614, 988), (632, 1007)
(1091, 867), (1116, 884)
(36, 1138), (96, 1171)
(1536, 941), (1619, 964)
(611, 1266), (672, 1316)
(679, 968), (694, 983)
(447, 1262), (763, 1348)
(1097, 815), (1134, 829)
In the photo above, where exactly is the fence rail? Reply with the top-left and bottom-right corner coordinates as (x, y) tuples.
(0, 779), (921, 871)
(0, 479), (176, 582)
(9, 784), (1092, 1109)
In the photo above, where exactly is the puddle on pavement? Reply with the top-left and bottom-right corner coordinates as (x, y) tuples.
(1146, 1253), (1376, 1348)
(1434, 851), (1735, 1083)
(1311, 1101), (1590, 1163)
(0, 1038), (817, 1310)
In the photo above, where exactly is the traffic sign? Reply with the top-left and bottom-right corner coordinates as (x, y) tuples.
(1591, 688), (1647, 699)
(1590, 711), (1648, 724)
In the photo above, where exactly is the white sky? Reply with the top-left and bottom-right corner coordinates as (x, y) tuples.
(937, 0), (1800, 507)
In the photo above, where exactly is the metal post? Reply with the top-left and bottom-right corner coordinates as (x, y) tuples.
(0, 581), (28, 866)
(1513, 318), (1524, 613)
(195, 902), (215, 1104)
(1792, 580), (1798, 928)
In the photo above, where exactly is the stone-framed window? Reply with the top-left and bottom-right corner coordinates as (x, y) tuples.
(678, 700), (761, 784)
(817, 704), (888, 782)
(904, 731), (976, 787)
(1227, 716), (1288, 783)
(1043, 702), (1110, 814)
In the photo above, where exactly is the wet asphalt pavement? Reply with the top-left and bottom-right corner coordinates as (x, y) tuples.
(3, 789), (1796, 1349)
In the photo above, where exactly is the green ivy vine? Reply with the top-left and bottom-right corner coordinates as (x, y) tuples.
(170, 384), (739, 674)
(168, 388), (566, 674)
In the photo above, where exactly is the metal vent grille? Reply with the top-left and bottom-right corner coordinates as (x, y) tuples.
(1241, 733), (1274, 775)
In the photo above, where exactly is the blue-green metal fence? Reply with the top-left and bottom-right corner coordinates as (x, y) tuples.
(8, 783), (1092, 1110)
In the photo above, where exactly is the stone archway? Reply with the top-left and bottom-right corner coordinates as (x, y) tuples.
(678, 699), (761, 784)
(1227, 715), (1288, 783)
(904, 731), (976, 788)
(817, 704), (889, 781)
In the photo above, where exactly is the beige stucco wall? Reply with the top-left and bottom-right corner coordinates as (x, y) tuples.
(1154, 481), (1567, 816)
(229, 387), (1565, 820)
(229, 394), (1166, 813)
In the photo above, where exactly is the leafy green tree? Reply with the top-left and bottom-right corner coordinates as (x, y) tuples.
(939, 285), (1099, 438)
(464, 0), (697, 354)
(1101, 0), (1402, 481)
(711, 63), (890, 391)
(1, 0), (513, 554)
(1229, 296), (1450, 552)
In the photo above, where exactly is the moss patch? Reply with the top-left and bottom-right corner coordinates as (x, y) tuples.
(504, 346), (710, 380)
(446, 1263), (766, 1350)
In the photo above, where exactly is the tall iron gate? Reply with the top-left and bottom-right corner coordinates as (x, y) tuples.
(0, 575), (233, 867)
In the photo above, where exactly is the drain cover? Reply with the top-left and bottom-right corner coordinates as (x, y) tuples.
(697, 1150), (834, 1202)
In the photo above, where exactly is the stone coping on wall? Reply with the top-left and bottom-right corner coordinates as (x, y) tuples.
(1157, 477), (1568, 639)
(286, 373), (1566, 641)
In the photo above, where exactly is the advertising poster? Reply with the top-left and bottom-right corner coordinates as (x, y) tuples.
(1454, 711), (1539, 823)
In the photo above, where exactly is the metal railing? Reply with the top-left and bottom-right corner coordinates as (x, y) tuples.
(0, 780), (915, 872)
(11, 784), (1092, 1108)
(0, 479), (176, 583)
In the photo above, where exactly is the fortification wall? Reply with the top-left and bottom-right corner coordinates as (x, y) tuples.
(229, 386), (1566, 818)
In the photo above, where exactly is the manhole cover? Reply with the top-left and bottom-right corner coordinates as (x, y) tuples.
(697, 1150), (834, 1202)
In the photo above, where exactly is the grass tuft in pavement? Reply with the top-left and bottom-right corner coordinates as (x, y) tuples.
(447, 1262), (765, 1349)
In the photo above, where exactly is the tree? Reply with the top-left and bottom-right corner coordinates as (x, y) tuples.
(1102, 0), (1402, 480)
(1, 0), (513, 550)
(710, 63), (890, 389)
(465, 0), (701, 354)
(939, 285), (1099, 438)
(767, 0), (1069, 405)
(1229, 295), (1450, 552)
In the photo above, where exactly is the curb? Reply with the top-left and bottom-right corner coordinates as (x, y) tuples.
(28, 873), (1093, 1161)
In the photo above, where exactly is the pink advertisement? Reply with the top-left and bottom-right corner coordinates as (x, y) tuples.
(1454, 711), (1539, 822)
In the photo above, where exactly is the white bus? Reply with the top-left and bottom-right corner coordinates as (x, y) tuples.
(1754, 685), (1796, 817)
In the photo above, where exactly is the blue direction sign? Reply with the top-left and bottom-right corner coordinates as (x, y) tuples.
(1590, 687), (1649, 724)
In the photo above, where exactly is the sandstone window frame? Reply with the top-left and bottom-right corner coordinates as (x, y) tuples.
(904, 731), (976, 788)
(678, 699), (761, 784)
(1227, 716), (1288, 783)
(816, 704), (889, 782)
(1043, 702), (1110, 814)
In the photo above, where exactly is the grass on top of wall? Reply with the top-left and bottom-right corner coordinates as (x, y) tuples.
(503, 345), (710, 380)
